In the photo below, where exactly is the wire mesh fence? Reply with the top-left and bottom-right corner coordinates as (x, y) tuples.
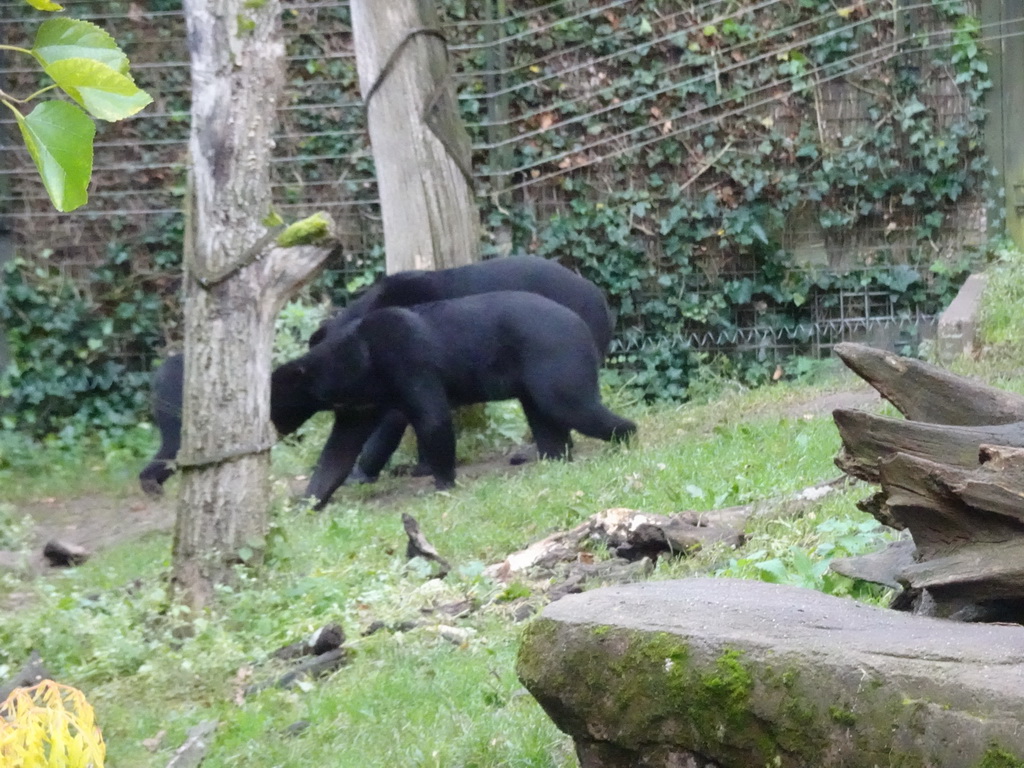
(0, 0), (1009, 380)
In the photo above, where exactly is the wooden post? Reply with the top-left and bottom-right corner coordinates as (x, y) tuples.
(173, 0), (338, 610)
(983, 1), (1024, 247)
(0, 50), (11, 372)
(485, 0), (511, 206)
(350, 0), (480, 273)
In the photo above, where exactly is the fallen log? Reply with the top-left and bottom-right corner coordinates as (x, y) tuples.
(832, 343), (1024, 620)
(484, 505), (752, 580)
(402, 513), (451, 578)
(833, 342), (1024, 425)
(519, 578), (1024, 768)
(833, 408), (1024, 483)
(830, 539), (916, 590)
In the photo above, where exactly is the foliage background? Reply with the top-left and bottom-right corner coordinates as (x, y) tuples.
(0, 0), (995, 437)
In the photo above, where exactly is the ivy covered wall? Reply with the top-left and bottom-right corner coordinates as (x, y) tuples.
(0, 0), (996, 436)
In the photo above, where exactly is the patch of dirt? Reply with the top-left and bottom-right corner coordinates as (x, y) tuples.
(779, 385), (882, 420)
(22, 492), (175, 555)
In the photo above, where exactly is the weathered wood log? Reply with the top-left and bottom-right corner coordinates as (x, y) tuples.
(244, 648), (348, 696)
(271, 623), (345, 661)
(519, 579), (1024, 768)
(42, 539), (89, 567)
(833, 408), (1024, 483)
(484, 505), (752, 580)
(834, 342), (1024, 425)
(832, 345), (1024, 618)
(545, 558), (655, 603)
(829, 539), (916, 590)
(879, 449), (1024, 556)
(873, 449), (1024, 617)
(0, 651), (52, 703)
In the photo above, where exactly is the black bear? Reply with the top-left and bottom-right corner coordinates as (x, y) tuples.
(138, 353), (184, 495)
(320, 256), (613, 483)
(138, 256), (613, 494)
(273, 291), (636, 508)
(309, 255), (613, 353)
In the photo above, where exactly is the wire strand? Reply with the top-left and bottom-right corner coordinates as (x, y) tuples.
(492, 23), (1022, 192)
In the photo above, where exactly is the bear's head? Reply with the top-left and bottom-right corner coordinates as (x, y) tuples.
(271, 321), (373, 434)
(270, 360), (322, 436)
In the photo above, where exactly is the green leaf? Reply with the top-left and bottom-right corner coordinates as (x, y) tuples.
(23, 0), (64, 11)
(34, 18), (129, 74)
(12, 100), (95, 212)
(44, 59), (153, 121)
(755, 558), (789, 583)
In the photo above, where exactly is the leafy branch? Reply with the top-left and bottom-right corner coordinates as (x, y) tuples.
(2, 5), (153, 211)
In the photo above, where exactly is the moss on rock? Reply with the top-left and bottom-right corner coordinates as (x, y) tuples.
(978, 746), (1024, 768)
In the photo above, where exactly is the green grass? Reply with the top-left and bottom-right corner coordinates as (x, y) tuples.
(0, 367), (901, 768)
(5, 248), (1024, 767)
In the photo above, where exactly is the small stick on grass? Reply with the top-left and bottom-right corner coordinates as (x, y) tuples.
(402, 513), (452, 578)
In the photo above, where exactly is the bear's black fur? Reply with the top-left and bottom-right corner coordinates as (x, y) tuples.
(139, 256), (612, 495)
(315, 255), (613, 483)
(310, 255), (613, 354)
(273, 291), (635, 508)
(137, 353), (184, 495)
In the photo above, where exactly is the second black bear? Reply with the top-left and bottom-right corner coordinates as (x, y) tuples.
(310, 254), (613, 353)
(138, 353), (184, 495)
(272, 291), (636, 508)
(139, 256), (612, 495)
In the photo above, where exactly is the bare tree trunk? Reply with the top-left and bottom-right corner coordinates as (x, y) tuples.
(174, 0), (338, 610)
(351, 0), (480, 273)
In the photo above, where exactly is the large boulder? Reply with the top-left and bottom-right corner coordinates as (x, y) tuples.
(517, 578), (1024, 768)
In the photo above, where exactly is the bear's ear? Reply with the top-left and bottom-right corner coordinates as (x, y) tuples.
(376, 272), (431, 307)
(272, 360), (308, 386)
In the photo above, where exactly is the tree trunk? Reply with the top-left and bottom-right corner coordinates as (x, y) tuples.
(350, 0), (480, 273)
(174, 0), (338, 611)
(831, 343), (1024, 621)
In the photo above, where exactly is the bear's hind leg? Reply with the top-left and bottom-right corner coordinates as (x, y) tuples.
(522, 363), (635, 447)
(521, 399), (572, 460)
(569, 403), (637, 444)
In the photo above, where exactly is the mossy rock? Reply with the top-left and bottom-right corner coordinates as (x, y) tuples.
(517, 578), (1024, 768)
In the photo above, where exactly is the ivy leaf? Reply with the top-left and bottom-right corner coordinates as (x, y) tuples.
(11, 100), (95, 212)
(755, 558), (789, 584)
(33, 18), (130, 74)
(901, 97), (927, 120)
(43, 58), (153, 121)
(23, 0), (64, 11)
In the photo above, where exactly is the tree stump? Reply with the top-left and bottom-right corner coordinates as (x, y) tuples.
(831, 342), (1024, 620)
